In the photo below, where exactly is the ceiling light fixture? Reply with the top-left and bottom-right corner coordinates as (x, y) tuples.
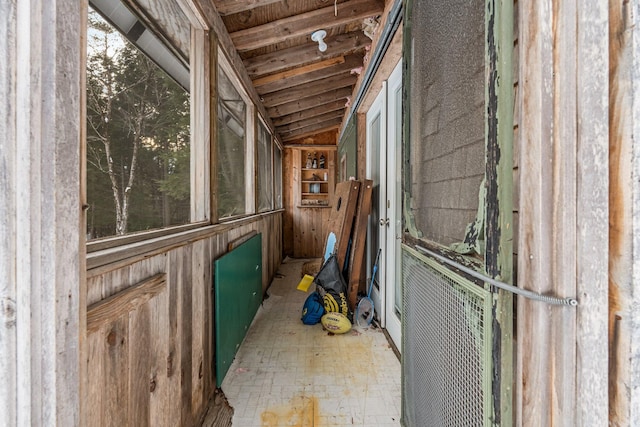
(311, 30), (327, 52)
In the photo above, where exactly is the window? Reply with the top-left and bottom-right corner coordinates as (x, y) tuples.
(257, 120), (274, 213)
(216, 56), (254, 219)
(86, 6), (191, 239)
(274, 144), (283, 209)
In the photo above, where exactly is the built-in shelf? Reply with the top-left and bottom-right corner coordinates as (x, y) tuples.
(299, 149), (333, 207)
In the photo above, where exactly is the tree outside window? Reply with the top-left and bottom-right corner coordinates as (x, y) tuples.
(86, 9), (190, 239)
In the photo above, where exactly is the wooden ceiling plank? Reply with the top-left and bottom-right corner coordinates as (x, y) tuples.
(257, 54), (363, 95)
(230, 0), (383, 52)
(244, 31), (369, 78)
(280, 120), (343, 141)
(276, 110), (346, 134)
(262, 73), (357, 107)
(268, 87), (353, 118)
(213, 0), (282, 16)
(253, 57), (345, 87)
(273, 100), (347, 127)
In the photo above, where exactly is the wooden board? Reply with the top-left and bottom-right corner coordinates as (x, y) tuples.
(323, 181), (361, 271)
(347, 180), (373, 311)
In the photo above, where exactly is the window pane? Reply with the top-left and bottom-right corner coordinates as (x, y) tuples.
(274, 145), (283, 209)
(86, 9), (190, 239)
(217, 66), (247, 219)
(257, 122), (274, 212)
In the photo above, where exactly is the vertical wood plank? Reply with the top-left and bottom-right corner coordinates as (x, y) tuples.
(191, 26), (211, 222)
(191, 239), (206, 416)
(1, 1), (83, 424)
(167, 248), (183, 427)
(202, 238), (213, 402)
(127, 304), (151, 427)
(149, 286), (170, 427)
(518, 0), (609, 425)
(518, 1), (575, 424)
(347, 180), (373, 311)
(85, 326), (105, 426)
(282, 148), (295, 256)
(180, 245), (194, 426)
(325, 181), (361, 270)
(628, 1), (640, 424)
(104, 316), (129, 426)
(576, 1), (609, 424)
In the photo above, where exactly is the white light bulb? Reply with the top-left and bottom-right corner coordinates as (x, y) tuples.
(311, 30), (328, 53)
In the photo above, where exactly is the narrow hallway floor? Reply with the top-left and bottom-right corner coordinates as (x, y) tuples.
(220, 257), (402, 427)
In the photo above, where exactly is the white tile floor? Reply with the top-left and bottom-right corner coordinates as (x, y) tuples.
(221, 257), (402, 427)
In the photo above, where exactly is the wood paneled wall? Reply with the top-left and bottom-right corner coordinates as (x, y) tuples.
(0, 1), (84, 425)
(85, 213), (282, 426)
(283, 147), (336, 258)
(517, 0), (609, 425)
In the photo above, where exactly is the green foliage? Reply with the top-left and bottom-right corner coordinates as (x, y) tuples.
(86, 9), (190, 239)
(157, 147), (190, 201)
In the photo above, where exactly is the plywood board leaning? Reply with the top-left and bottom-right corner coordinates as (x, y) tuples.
(323, 181), (361, 271)
(347, 180), (373, 311)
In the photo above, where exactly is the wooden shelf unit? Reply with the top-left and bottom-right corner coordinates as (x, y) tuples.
(298, 149), (334, 207)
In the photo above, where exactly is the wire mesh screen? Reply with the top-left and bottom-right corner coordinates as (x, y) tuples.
(402, 246), (493, 427)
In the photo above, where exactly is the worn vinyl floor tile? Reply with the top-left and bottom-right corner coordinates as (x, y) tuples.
(221, 258), (402, 427)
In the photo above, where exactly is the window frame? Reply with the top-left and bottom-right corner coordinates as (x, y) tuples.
(215, 50), (256, 221)
(85, 0), (284, 260)
(256, 116), (275, 213)
(273, 140), (284, 210)
(86, 0), (209, 252)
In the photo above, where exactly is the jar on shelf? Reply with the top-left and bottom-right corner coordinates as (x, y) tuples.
(319, 153), (325, 169)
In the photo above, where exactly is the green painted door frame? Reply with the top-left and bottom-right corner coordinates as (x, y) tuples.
(401, 0), (514, 424)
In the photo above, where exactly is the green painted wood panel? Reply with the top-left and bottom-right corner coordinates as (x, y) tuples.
(214, 233), (262, 386)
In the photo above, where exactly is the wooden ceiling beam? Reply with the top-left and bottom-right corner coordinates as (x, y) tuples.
(212, 0), (282, 16)
(256, 54), (363, 95)
(253, 57), (345, 87)
(280, 120), (343, 141)
(230, 0), (383, 52)
(272, 99), (347, 127)
(262, 73), (357, 107)
(276, 110), (345, 134)
(268, 86), (353, 118)
(244, 31), (369, 78)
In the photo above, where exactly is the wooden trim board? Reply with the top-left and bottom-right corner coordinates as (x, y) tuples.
(87, 273), (167, 334)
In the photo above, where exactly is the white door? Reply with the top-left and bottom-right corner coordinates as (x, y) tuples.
(365, 60), (403, 350)
(366, 84), (387, 329)
(385, 62), (402, 348)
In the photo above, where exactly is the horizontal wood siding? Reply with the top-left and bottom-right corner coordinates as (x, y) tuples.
(85, 213), (282, 426)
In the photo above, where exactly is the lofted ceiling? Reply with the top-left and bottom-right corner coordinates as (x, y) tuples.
(211, 0), (385, 143)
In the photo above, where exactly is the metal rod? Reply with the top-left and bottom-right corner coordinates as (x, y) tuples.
(415, 245), (578, 307)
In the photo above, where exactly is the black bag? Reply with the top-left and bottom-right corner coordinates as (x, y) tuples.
(314, 255), (349, 316)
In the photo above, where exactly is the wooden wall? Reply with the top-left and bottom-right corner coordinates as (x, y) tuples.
(283, 133), (338, 258)
(0, 1), (84, 425)
(517, 0), (609, 425)
(85, 213), (282, 426)
(608, 0), (640, 424)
